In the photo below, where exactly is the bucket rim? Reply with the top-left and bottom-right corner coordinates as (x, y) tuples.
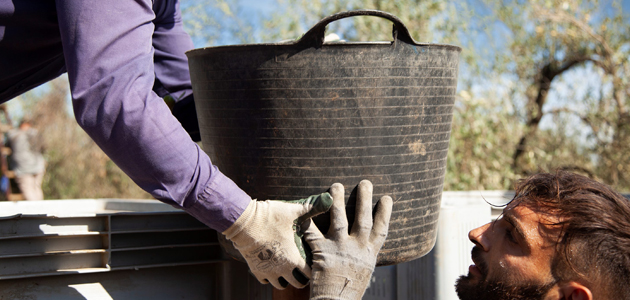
(186, 41), (462, 57)
(187, 10), (462, 57)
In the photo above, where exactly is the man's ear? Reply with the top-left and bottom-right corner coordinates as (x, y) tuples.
(557, 282), (593, 300)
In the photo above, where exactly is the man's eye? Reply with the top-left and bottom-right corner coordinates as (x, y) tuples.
(505, 229), (517, 243)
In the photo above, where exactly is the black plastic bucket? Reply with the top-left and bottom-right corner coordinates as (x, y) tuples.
(187, 10), (461, 266)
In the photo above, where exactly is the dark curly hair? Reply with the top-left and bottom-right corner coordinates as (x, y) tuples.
(508, 171), (630, 298)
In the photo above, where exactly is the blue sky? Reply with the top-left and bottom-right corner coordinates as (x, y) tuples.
(190, 0), (630, 47)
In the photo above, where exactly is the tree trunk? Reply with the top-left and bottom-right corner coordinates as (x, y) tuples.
(512, 57), (590, 173)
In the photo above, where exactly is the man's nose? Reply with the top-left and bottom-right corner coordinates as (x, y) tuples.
(468, 222), (492, 251)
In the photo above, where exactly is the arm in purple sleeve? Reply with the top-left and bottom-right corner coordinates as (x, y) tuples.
(150, 0), (200, 141)
(54, 0), (250, 232)
(151, 0), (192, 100)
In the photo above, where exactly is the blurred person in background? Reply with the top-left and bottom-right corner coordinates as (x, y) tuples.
(0, 105), (12, 200)
(6, 118), (45, 201)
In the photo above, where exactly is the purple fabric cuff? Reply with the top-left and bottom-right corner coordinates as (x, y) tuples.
(185, 170), (251, 232)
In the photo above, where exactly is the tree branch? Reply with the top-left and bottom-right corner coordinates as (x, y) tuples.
(553, 56), (593, 77)
(546, 107), (599, 136)
(533, 5), (614, 60)
(513, 56), (588, 170)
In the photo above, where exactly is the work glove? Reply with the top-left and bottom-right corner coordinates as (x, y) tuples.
(222, 192), (333, 289)
(305, 180), (393, 300)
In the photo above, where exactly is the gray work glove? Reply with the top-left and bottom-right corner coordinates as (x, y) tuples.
(304, 180), (393, 300)
(222, 193), (333, 289)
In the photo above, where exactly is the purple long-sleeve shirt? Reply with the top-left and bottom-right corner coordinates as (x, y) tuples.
(0, 0), (250, 232)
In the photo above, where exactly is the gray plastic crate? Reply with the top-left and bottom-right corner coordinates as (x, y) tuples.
(0, 199), (223, 280)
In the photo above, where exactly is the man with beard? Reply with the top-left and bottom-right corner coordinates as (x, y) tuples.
(455, 171), (630, 299)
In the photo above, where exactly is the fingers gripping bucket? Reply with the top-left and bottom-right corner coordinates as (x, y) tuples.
(187, 10), (461, 265)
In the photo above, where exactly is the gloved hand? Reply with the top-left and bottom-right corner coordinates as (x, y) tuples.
(305, 180), (393, 300)
(222, 192), (333, 289)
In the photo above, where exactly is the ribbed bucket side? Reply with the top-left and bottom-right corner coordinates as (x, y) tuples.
(188, 41), (459, 265)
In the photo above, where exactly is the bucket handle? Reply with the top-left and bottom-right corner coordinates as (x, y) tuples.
(296, 9), (418, 48)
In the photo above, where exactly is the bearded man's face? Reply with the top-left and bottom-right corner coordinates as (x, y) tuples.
(455, 205), (562, 300)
